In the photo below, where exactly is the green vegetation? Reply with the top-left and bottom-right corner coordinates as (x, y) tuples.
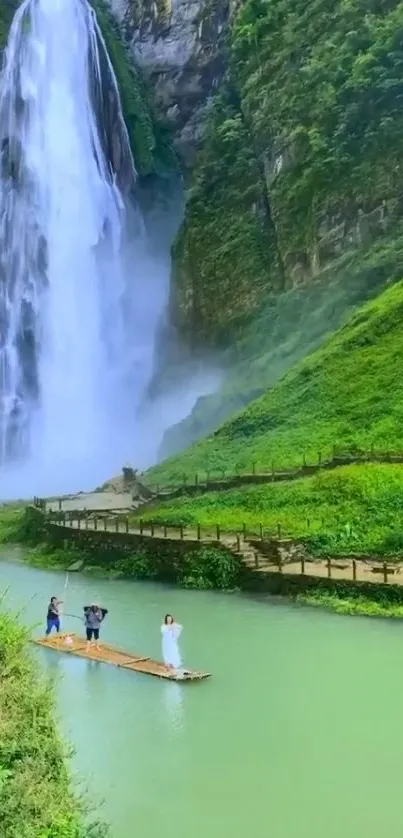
(135, 464), (403, 557)
(167, 0), (403, 453)
(0, 504), (28, 543)
(0, 608), (102, 838)
(91, 0), (176, 176)
(173, 0), (403, 344)
(163, 233), (403, 456)
(2, 505), (242, 590)
(297, 592), (403, 619)
(0, 1), (19, 50)
(149, 280), (403, 482)
(171, 86), (279, 348)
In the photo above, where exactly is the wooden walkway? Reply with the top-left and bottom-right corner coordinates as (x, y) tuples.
(34, 633), (210, 682)
(46, 514), (403, 588)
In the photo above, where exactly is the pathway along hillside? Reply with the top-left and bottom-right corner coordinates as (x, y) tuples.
(130, 449), (403, 504)
(42, 498), (403, 589)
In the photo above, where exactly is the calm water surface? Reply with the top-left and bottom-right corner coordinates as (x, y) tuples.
(1, 551), (403, 838)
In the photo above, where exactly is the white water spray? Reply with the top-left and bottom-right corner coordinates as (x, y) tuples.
(0, 0), (174, 496)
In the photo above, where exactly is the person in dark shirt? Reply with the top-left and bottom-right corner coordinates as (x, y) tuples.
(83, 603), (108, 651)
(46, 596), (63, 636)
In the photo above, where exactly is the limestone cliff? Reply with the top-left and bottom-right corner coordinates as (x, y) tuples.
(171, 0), (403, 348)
(108, 0), (231, 166)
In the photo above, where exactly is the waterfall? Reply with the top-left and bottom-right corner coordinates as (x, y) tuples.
(0, 0), (171, 495)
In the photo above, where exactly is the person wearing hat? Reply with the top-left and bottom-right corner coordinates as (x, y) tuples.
(83, 602), (108, 651)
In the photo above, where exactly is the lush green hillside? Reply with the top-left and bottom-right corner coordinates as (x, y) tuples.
(149, 280), (403, 482)
(135, 463), (403, 557)
(0, 610), (101, 838)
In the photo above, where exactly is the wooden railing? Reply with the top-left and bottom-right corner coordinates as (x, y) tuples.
(39, 508), (403, 584)
(139, 448), (403, 498)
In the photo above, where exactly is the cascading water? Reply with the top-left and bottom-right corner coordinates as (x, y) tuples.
(0, 0), (173, 496)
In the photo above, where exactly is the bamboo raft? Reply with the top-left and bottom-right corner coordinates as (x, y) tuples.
(33, 633), (211, 682)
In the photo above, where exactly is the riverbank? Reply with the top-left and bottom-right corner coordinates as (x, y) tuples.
(5, 505), (403, 620)
(0, 607), (103, 838)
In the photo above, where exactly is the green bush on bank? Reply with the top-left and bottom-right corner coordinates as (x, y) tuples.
(0, 610), (104, 838)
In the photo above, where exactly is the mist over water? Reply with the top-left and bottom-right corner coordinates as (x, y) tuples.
(0, 0), (215, 498)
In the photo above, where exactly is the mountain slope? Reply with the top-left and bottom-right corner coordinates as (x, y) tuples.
(147, 279), (403, 484)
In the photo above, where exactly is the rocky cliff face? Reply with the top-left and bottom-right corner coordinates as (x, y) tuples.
(169, 0), (403, 348)
(107, 0), (231, 166)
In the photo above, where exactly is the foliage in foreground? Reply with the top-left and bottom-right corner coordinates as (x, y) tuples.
(0, 609), (104, 838)
(148, 280), (403, 484)
(134, 464), (403, 557)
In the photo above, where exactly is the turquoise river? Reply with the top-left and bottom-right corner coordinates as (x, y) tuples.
(1, 552), (403, 838)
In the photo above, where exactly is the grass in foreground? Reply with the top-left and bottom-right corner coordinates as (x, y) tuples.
(0, 503), (28, 543)
(132, 464), (403, 557)
(0, 609), (104, 838)
(147, 280), (403, 486)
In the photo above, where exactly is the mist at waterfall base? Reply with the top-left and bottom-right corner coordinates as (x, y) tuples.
(0, 0), (218, 500)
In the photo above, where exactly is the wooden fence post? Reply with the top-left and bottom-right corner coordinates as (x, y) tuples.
(179, 524), (184, 539)
(115, 517), (119, 533)
(140, 519), (143, 535)
(327, 558), (331, 578)
(197, 523), (201, 541)
(259, 523), (263, 540)
(103, 517), (107, 531)
(163, 525), (167, 538)
(383, 562), (388, 584)
(125, 517), (129, 534)
(94, 516), (98, 531)
(58, 499), (62, 511)
(151, 522), (155, 537)
(352, 559), (356, 581)
(277, 523), (282, 538)
(216, 524), (220, 541)
(301, 556), (305, 574)
(236, 535), (240, 552)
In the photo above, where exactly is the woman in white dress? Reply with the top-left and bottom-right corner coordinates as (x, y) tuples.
(161, 614), (183, 672)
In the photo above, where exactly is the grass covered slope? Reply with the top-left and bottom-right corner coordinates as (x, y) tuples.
(136, 464), (403, 557)
(0, 610), (100, 838)
(149, 280), (403, 484)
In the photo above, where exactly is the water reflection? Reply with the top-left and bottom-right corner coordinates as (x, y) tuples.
(161, 681), (184, 735)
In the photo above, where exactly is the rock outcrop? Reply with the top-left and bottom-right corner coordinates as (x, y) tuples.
(107, 0), (231, 166)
